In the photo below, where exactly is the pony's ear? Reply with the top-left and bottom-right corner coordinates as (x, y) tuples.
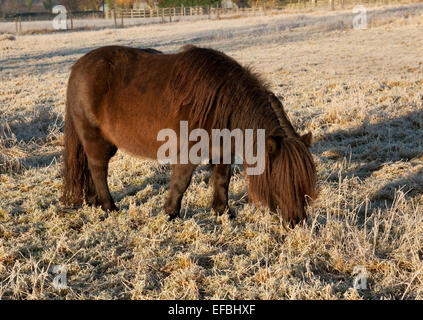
(301, 132), (313, 147)
(266, 136), (281, 155)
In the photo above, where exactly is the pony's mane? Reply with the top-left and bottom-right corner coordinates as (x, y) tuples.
(248, 138), (316, 225)
(167, 46), (280, 132)
(268, 92), (299, 139)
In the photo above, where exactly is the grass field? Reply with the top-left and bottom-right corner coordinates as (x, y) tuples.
(0, 4), (423, 299)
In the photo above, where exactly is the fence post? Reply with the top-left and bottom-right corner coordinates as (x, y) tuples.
(69, 13), (73, 29)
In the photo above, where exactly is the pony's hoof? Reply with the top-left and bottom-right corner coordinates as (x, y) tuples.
(101, 203), (118, 212)
(167, 212), (180, 221)
(99, 212), (109, 221)
(212, 205), (226, 216)
(168, 214), (180, 221)
(86, 195), (100, 207)
(213, 206), (235, 219)
(228, 209), (236, 220)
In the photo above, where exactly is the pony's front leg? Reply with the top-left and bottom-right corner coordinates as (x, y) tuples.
(165, 164), (197, 220)
(211, 164), (233, 218)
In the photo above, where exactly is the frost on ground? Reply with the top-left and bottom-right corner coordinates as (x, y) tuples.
(0, 4), (423, 299)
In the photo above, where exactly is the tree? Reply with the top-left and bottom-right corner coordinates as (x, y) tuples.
(24, 0), (33, 10)
(115, 0), (131, 8)
(60, 0), (81, 11)
(2, 0), (26, 14)
(43, 0), (53, 11)
(105, 0), (114, 9)
(0, 0), (5, 17)
(145, 0), (155, 9)
(79, 0), (104, 10)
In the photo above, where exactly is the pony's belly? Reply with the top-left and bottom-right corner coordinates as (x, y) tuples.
(117, 142), (158, 161)
(110, 136), (160, 161)
(100, 113), (166, 161)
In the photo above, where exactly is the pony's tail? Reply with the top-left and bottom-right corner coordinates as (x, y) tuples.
(61, 107), (91, 206)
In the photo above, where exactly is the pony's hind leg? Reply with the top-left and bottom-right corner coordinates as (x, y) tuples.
(211, 164), (233, 218)
(165, 164), (197, 220)
(85, 175), (99, 206)
(81, 127), (117, 211)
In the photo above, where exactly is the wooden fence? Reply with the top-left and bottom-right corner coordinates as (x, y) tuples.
(105, 6), (267, 20)
(105, 0), (421, 20)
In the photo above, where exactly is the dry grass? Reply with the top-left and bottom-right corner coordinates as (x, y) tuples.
(0, 4), (422, 299)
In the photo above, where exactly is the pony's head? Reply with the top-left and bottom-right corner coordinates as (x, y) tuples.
(247, 94), (317, 226)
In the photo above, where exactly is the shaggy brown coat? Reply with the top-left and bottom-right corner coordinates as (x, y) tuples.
(62, 45), (317, 225)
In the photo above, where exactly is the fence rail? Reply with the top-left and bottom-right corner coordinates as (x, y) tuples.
(105, 6), (269, 20)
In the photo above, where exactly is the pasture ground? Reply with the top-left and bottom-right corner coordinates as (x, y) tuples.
(0, 4), (423, 299)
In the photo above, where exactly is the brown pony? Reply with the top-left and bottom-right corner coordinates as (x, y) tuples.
(62, 45), (317, 226)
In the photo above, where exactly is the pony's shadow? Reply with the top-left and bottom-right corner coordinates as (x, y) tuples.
(112, 166), (169, 211)
(1, 106), (63, 172)
(113, 163), (246, 218)
(314, 109), (423, 204)
(21, 152), (62, 169)
(113, 164), (212, 212)
(0, 46), (97, 69)
(180, 164), (246, 220)
(372, 167), (423, 203)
